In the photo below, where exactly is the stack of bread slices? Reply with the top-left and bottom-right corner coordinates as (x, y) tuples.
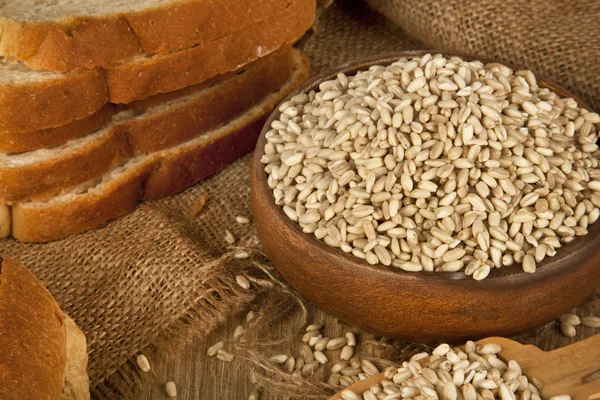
(0, 0), (314, 243)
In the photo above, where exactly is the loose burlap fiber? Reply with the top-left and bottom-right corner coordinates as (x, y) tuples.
(1, 1), (600, 399)
(364, 0), (600, 112)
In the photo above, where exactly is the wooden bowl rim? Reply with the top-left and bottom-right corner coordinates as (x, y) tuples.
(252, 49), (600, 285)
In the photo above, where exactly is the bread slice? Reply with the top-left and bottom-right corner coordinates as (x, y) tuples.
(0, 255), (67, 399)
(0, 47), (297, 203)
(0, 45), (292, 154)
(0, 0), (291, 72)
(0, 0), (315, 134)
(0, 105), (117, 153)
(0, 256), (90, 399)
(0, 48), (274, 154)
(105, 0), (315, 104)
(10, 51), (310, 242)
(0, 65), (108, 134)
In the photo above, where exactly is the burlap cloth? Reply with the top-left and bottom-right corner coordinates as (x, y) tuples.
(364, 0), (600, 113)
(1, 1), (599, 399)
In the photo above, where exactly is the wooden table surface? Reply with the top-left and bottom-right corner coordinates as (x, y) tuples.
(133, 293), (600, 400)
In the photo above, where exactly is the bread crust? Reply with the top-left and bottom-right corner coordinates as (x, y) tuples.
(0, 255), (67, 399)
(0, 68), (108, 134)
(119, 47), (295, 155)
(145, 52), (310, 199)
(11, 160), (158, 243)
(106, 0), (315, 103)
(0, 0), (291, 72)
(0, 16), (141, 72)
(0, 0), (314, 134)
(0, 48), (296, 203)
(144, 107), (268, 200)
(61, 316), (90, 400)
(0, 129), (133, 203)
(0, 105), (116, 153)
(0, 204), (10, 238)
(11, 51), (309, 243)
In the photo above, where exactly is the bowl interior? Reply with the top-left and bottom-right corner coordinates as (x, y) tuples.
(253, 50), (600, 283)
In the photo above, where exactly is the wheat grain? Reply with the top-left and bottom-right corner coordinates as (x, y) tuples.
(165, 381), (177, 398)
(560, 322), (576, 337)
(346, 332), (357, 347)
(235, 275), (251, 290)
(264, 53), (600, 281)
(136, 354), (151, 372)
(558, 313), (581, 326)
(582, 316), (600, 328)
(207, 341), (224, 357)
(327, 337), (348, 350)
(236, 215), (250, 224)
(314, 351), (328, 365)
(268, 354), (289, 364)
(340, 345), (355, 361)
(217, 350), (235, 362)
(224, 229), (235, 245)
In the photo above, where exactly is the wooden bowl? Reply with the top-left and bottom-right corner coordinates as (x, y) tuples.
(251, 50), (600, 343)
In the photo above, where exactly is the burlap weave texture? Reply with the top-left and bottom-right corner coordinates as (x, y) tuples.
(365, 0), (600, 112)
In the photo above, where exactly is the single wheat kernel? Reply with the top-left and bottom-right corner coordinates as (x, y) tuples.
(235, 275), (251, 289)
(165, 381), (177, 398)
(236, 216), (250, 224)
(224, 230), (235, 244)
(581, 316), (600, 328)
(136, 354), (151, 372)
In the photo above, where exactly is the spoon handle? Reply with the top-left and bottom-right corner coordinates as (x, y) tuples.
(472, 335), (600, 399)
(541, 333), (600, 399)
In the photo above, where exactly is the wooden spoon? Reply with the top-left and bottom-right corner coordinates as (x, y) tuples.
(329, 335), (600, 400)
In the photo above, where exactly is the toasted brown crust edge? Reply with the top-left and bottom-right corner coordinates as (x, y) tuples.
(11, 161), (158, 242)
(0, 104), (117, 153)
(0, 48), (296, 203)
(0, 0), (292, 72)
(0, 68), (108, 134)
(0, 47), (287, 154)
(106, 0), (315, 103)
(0, 130), (133, 203)
(0, 0), (314, 134)
(11, 51), (309, 243)
(0, 255), (67, 399)
(117, 47), (295, 155)
(145, 53), (310, 199)
(0, 16), (140, 72)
